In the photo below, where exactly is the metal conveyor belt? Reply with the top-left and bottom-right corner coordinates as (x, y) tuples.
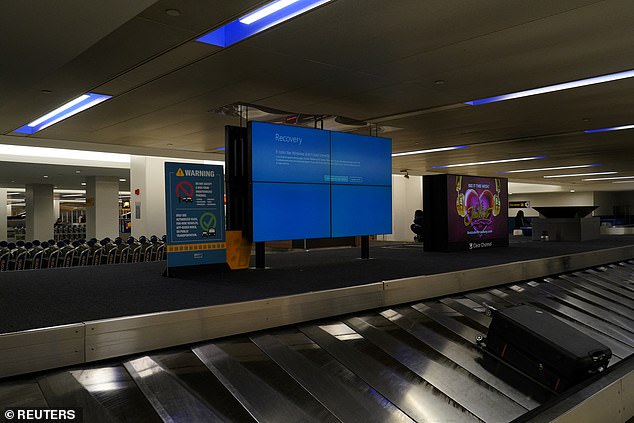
(1, 260), (633, 422)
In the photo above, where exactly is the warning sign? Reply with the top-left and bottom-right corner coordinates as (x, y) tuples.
(165, 162), (225, 268)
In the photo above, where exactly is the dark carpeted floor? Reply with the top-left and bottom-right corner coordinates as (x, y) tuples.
(1, 236), (633, 333)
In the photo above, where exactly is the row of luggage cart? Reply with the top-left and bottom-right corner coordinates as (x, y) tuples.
(53, 224), (87, 241)
(10, 224), (89, 242)
(0, 235), (166, 272)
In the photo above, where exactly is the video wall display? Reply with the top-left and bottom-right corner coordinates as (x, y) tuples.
(249, 121), (392, 242)
(424, 174), (508, 251)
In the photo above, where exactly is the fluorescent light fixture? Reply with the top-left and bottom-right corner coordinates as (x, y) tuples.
(392, 145), (467, 157)
(13, 93), (112, 134)
(240, 0), (300, 24)
(433, 156), (546, 169)
(499, 164), (600, 174)
(582, 176), (634, 181)
(54, 189), (85, 194)
(119, 178), (127, 182)
(465, 69), (634, 106)
(197, 0), (333, 48)
(584, 124), (634, 134)
(613, 180), (634, 184)
(543, 171), (617, 179)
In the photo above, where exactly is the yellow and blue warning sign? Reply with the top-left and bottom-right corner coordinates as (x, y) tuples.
(165, 162), (225, 268)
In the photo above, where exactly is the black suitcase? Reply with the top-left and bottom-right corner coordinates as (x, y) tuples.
(484, 304), (611, 392)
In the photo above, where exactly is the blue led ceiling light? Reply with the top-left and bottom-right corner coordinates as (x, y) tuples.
(465, 69), (634, 106)
(584, 124), (634, 134)
(197, 0), (333, 48)
(14, 93), (112, 135)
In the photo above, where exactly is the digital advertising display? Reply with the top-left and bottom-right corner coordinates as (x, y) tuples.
(448, 175), (508, 244)
(165, 162), (226, 267)
(424, 174), (508, 251)
(248, 121), (392, 242)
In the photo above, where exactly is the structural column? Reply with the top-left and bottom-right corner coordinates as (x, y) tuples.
(130, 156), (209, 239)
(25, 184), (54, 241)
(130, 156), (169, 239)
(0, 188), (7, 240)
(85, 176), (120, 240)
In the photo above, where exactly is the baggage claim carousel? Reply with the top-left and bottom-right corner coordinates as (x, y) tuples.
(0, 243), (633, 422)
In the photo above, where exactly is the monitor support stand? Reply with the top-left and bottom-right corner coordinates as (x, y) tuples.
(360, 235), (370, 259)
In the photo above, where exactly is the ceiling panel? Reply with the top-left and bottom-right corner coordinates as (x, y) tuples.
(1, 0), (633, 192)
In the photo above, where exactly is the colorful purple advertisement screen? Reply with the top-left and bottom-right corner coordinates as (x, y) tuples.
(447, 175), (508, 243)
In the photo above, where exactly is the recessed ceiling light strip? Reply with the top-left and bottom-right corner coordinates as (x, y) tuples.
(240, 0), (301, 24)
(13, 93), (112, 135)
(465, 69), (634, 106)
(584, 124), (634, 134)
(582, 176), (634, 181)
(392, 145), (467, 157)
(499, 164), (600, 174)
(433, 156), (546, 169)
(197, 0), (333, 48)
(543, 171), (617, 179)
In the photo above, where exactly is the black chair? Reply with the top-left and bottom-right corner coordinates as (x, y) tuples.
(410, 210), (424, 242)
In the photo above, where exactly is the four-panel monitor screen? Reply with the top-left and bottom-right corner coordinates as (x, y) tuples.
(250, 121), (392, 242)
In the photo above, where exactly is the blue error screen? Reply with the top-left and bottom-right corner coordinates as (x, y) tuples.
(251, 121), (330, 183)
(249, 121), (392, 242)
